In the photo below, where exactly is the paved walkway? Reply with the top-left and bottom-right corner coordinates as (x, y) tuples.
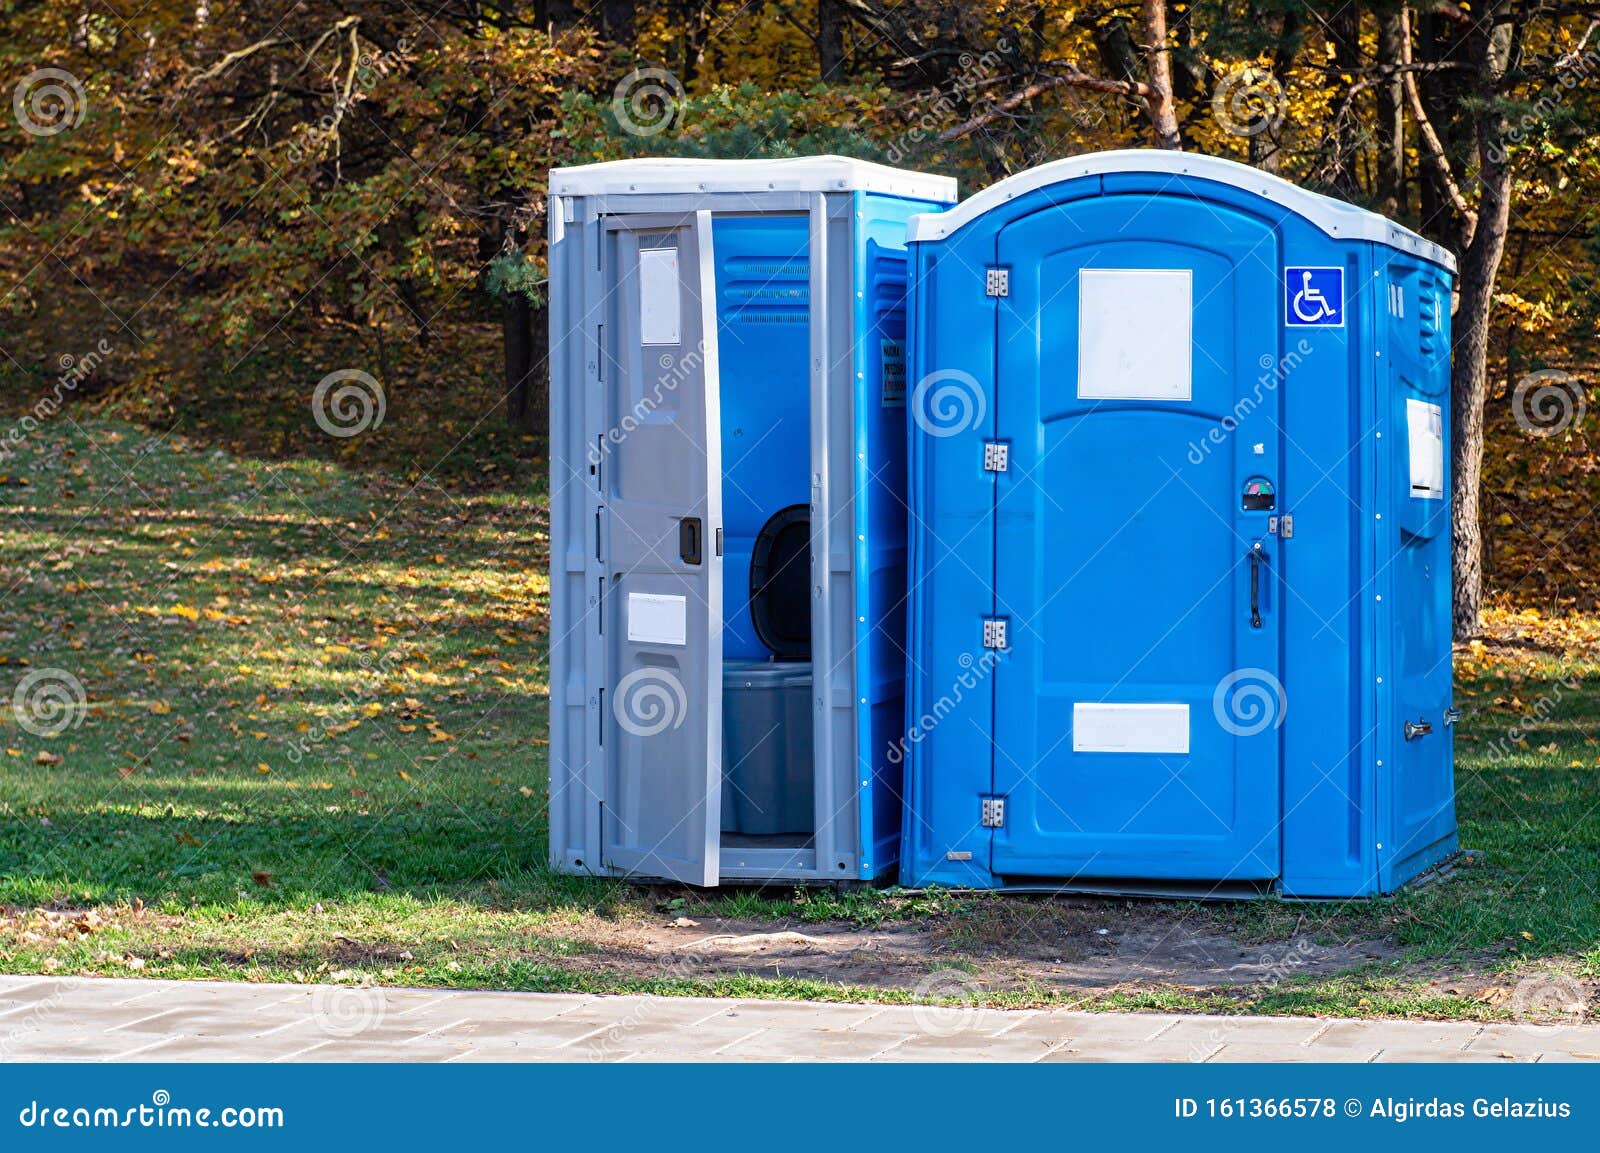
(2, 975), (1597, 1062)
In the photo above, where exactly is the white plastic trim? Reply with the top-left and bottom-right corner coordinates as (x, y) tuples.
(550, 155), (957, 202)
(905, 149), (1457, 273)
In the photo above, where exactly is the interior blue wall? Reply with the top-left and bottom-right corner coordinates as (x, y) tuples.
(711, 216), (812, 659)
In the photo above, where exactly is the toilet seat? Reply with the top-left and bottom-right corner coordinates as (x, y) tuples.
(748, 504), (811, 661)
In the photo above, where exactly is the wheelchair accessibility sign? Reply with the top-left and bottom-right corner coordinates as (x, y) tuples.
(1285, 266), (1344, 327)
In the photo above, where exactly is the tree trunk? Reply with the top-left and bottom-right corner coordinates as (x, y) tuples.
(504, 292), (550, 438)
(1139, 0), (1181, 148)
(602, 0), (635, 42)
(1375, 4), (1407, 216)
(818, 0), (846, 81)
(1328, 2), (1363, 197)
(1450, 4), (1515, 638)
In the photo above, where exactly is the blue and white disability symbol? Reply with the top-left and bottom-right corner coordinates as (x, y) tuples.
(1285, 266), (1344, 327)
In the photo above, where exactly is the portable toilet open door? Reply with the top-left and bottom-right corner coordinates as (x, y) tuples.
(900, 150), (1458, 898)
(596, 211), (724, 885)
(547, 157), (957, 887)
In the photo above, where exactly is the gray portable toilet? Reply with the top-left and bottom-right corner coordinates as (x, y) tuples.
(546, 157), (956, 886)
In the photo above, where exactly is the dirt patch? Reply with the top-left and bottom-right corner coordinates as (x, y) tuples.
(567, 900), (1403, 994)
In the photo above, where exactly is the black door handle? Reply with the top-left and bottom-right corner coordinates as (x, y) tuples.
(679, 517), (703, 565)
(1249, 544), (1263, 629)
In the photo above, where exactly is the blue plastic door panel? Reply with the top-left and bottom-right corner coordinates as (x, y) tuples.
(599, 212), (724, 886)
(990, 195), (1282, 882)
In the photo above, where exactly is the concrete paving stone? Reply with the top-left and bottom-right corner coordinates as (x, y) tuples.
(8, 976), (1600, 1063)
(685, 1001), (888, 1032)
(1154, 1014), (1331, 1047)
(871, 1029), (1067, 1062)
(1460, 1023), (1598, 1058)
(1304, 1019), (1470, 1056)
(714, 1027), (919, 1060)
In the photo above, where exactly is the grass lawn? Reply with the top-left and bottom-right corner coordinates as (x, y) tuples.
(2, 418), (1598, 1021)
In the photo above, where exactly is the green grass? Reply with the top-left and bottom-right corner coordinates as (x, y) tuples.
(1, 417), (1598, 1020)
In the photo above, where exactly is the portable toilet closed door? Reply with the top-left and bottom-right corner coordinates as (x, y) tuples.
(901, 150), (1457, 898)
(547, 157), (956, 886)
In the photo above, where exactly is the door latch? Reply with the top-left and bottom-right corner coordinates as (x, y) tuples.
(1404, 718), (1434, 740)
(678, 517), (703, 565)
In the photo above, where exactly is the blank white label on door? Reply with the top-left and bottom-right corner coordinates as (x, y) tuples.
(1406, 397), (1444, 499)
(627, 592), (687, 645)
(1078, 269), (1193, 401)
(638, 247), (681, 346)
(1072, 702), (1191, 754)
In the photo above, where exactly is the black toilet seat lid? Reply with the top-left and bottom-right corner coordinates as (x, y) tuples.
(749, 504), (812, 661)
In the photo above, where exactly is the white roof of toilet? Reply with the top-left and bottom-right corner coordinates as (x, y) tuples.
(906, 149), (1456, 273)
(550, 156), (957, 202)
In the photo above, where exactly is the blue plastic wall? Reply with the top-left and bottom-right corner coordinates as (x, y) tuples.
(852, 191), (943, 879)
(902, 169), (1456, 897)
(711, 216), (811, 659)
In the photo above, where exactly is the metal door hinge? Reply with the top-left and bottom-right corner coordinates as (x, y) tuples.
(980, 797), (1006, 828)
(983, 442), (1009, 472)
(1443, 707), (1461, 726)
(985, 268), (1010, 297)
(982, 618), (1008, 650)
(1269, 515), (1294, 538)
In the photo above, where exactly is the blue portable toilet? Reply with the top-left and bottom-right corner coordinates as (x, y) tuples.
(900, 150), (1457, 898)
(546, 157), (955, 886)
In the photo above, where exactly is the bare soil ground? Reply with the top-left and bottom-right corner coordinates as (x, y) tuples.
(574, 901), (1404, 993)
